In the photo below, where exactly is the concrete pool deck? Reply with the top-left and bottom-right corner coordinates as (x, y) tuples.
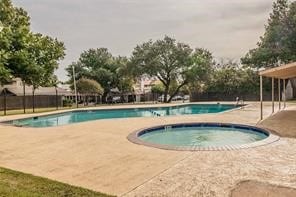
(0, 102), (295, 196)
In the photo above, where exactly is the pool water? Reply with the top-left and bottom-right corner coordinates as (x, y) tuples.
(9, 104), (238, 128)
(139, 125), (268, 147)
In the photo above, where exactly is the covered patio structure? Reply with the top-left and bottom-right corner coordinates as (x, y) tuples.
(259, 62), (296, 120)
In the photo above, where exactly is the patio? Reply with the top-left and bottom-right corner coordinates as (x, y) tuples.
(0, 102), (295, 196)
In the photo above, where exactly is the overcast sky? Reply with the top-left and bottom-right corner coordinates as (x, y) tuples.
(13, 0), (273, 81)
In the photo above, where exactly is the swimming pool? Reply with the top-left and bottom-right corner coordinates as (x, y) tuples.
(127, 123), (279, 151)
(6, 104), (239, 128)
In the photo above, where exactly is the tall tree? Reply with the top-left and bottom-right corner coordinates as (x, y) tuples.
(66, 49), (132, 102)
(0, 21), (11, 85)
(26, 33), (65, 106)
(0, 0), (65, 112)
(206, 61), (260, 95)
(76, 78), (103, 105)
(129, 36), (213, 102)
(76, 78), (103, 95)
(241, 0), (293, 68)
(241, 0), (296, 97)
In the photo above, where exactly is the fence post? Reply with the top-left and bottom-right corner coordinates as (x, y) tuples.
(32, 88), (35, 113)
(55, 87), (58, 110)
(23, 81), (26, 114)
(3, 88), (7, 115)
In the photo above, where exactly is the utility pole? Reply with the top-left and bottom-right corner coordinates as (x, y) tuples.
(0, 24), (5, 115)
(72, 66), (78, 108)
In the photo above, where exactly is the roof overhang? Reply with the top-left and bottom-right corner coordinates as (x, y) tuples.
(259, 62), (296, 79)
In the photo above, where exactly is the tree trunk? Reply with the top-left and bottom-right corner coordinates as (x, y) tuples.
(164, 85), (169, 103)
(55, 87), (58, 110)
(23, 81), (26, 114)
(167, 82), (187, 103)
(102, 91), (109, 104)
(3, 88), (7, 115)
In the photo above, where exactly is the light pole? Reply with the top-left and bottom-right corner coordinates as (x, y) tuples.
(0, 23), (5, 115)
(72, 65), (78, 108)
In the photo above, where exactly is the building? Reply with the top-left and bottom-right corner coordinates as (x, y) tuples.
(0, 78), (70, 96)
(133, 77), (161, 102)
(0, 78), (70, 110)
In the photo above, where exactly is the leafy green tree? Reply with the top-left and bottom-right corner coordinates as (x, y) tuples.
(204, 61), (267, 96)
(241, 0), (294, 68)
(0, 20), (11, 84)
(114, 56), (134, 93)
(129, 36), (213, 102)
(66, 49), (132, 102)
(151, 83), (165, 95)
(0, 65), (11, 85)
(76, 78), (103, 95)
(0, 0), (65, 112)
(241, 0), (296, 97)
(76, 78), (103, 105)
(0, 0), (32, 83)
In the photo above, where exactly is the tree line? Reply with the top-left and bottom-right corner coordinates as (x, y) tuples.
(67, 0), (296, 102)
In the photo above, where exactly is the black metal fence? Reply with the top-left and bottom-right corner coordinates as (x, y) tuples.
(190, 91), (279, 102)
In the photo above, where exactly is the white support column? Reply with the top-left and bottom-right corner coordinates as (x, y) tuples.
(272, 77), (275, 113)
(278, 79), (281, 110)
(260, 75), (263, 120)
(283, 79), (286, 109)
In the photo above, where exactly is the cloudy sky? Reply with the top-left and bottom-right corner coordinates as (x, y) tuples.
(13, 0), (273, 81)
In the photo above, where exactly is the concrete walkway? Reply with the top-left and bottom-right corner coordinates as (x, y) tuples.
(0, 102), (295, 196)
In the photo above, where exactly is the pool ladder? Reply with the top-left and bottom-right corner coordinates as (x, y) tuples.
(164, 125), (172, 131)
(149, 109), (161, 117)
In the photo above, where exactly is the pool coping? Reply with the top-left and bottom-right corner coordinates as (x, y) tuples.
(127, 122), (280, 151)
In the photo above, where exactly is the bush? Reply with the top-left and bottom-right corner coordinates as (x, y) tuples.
(63, 98), (73, 107)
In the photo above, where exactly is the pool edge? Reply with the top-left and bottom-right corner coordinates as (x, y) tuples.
(127, 122), (280, 151)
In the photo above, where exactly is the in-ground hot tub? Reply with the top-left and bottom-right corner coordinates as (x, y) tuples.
(127, 123), (279, 151)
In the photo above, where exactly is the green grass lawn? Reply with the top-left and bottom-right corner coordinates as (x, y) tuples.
(0, 167), (113, 197)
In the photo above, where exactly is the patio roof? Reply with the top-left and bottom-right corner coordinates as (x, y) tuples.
(259, 62), (296, 79)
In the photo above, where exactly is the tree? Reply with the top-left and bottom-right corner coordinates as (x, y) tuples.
(26, 33), (65, 111)
(206, 61), (260, 95)
(76, 78), (103, 105)
(66, 49), (132, 102)
(0, 0), (66, 112)
(76, 78), (103, 95)
(129, 36), (213, 102)
(241, 0), (296, 97)
(0, 21), (11, 85)
(115, 56), (134, 94)
(151, 84), (165, 95)
(241, 0), (294, 68)
(0, 65), (11, 85)
(47, 75), (60, 110)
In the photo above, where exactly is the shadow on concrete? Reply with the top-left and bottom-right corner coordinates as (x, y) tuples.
(231, 180), (296, 197)
(259, 110), (296, 138)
